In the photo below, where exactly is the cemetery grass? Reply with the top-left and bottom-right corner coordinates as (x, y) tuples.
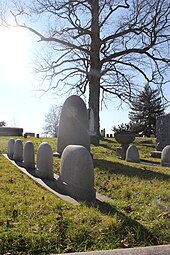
(0, 137), (169, 254)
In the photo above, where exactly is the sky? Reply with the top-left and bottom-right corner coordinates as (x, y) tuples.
(0, 27), (169, 136)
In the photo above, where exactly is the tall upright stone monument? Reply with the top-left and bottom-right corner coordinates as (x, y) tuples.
(56, 95), (90, 156)
(156, 113), (170, 151)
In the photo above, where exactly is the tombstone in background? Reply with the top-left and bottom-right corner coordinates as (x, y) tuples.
(126, 144), (140, 163)
(156, 113), (170, 151)
(58, 145), (96, 202)
(13, 139), (23, 162)
(161, 145), (170, 167)
(100, 128), (105, 138)
(56, 95), (90, 156)
(24, 132), (35, 138)
(7, 138), (15, 159)
(36, 142), (54, 179)
(23, 141), (35, 169)
(88, 107), (100, 145)
(88, 107), (95, 135)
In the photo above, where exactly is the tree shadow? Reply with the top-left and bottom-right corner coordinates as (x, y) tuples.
(100, 138), (117, 144)
(90, 199), (159, 246)
(98, 138), (117, 150)
(94, 159), (170, 181)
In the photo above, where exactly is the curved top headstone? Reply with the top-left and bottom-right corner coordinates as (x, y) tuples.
(57, 95), (90, 155)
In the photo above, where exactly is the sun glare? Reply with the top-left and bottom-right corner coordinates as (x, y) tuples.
(0, 27), (32, 84)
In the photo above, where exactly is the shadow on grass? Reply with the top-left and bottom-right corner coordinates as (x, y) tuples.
(6, 155), (164, 247)
(91, 199), (158, 246)
(100, 138), (117, 144)
(94, 159), (170, 181)
(98, 138), (117, 150)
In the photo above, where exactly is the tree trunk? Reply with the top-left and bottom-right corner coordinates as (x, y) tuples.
(88, 0), (101, 137)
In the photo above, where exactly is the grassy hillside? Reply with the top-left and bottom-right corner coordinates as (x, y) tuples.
(0, 136), (169, 254)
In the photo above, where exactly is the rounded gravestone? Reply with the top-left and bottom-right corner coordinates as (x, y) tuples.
(7, 138), (15, 159)
(161, 145), (170, 167)
(13, 139), (23, 162)
(126, 144), (140, 163)
(36, 142), (54, 179)
(23, 141), (35, 169)
(57, 95), (90, 156)
(58, 145), (96, 202)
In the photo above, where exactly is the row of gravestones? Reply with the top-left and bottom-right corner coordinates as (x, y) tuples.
(7, 95), (97, 202)
(125, 144), (170, 167)
(7, 138), (96, 202)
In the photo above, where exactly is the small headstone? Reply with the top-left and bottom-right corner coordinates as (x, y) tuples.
(161, 145), (170, 167)
(36, 142), (54, 179)
(88, 107), (95, 136)
(57, 95), (90, 156)
(126, 144), (140, 163)
(13, 139), (23, 162)
(7, 138), (15, 159)
(23, 141), (35, 169)
(58, 145), (96, 202)
(100, 129), (105, 137)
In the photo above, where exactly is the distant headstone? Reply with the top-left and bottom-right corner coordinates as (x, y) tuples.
(101, 129), (105, 137)
(156, 113), (170, 151)
(126, 144), (140, 163)
(57, 95), (90, 156)
(161, 145), (170, 167)
(58, 145), (96, 202)
(88, 108), (95, 136)
(36, 142), (54, 179)
(7, 138), (15, 159)
(13, 139), (23, 162)
(23, 141), (35, 169)
(24, 132), (35, 138)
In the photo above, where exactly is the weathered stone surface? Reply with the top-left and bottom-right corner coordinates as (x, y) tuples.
(88, 107), (95, 136)
(23, 141), (35, 169)
(7, 138), (15, 159)
(126, 144), (140, 163)
(36, 142), (54, 179)
(161, 145), (170, 167)
(156, 113), (170, 151)
(57, 95), (90, 156)
(13, 139), (23, 162)
(58, 145), (96, 202)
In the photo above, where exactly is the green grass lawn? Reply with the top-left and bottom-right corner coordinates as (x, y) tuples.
(0, 136), (169, 254)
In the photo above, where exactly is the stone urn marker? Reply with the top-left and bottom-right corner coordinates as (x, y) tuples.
(114, 131), (136, 159)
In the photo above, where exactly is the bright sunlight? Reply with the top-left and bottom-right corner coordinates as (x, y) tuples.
(0, 27), (32, 84)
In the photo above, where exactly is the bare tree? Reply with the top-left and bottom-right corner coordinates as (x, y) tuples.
(1, 0), (170, 137)
(42, 105), (62, 137)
